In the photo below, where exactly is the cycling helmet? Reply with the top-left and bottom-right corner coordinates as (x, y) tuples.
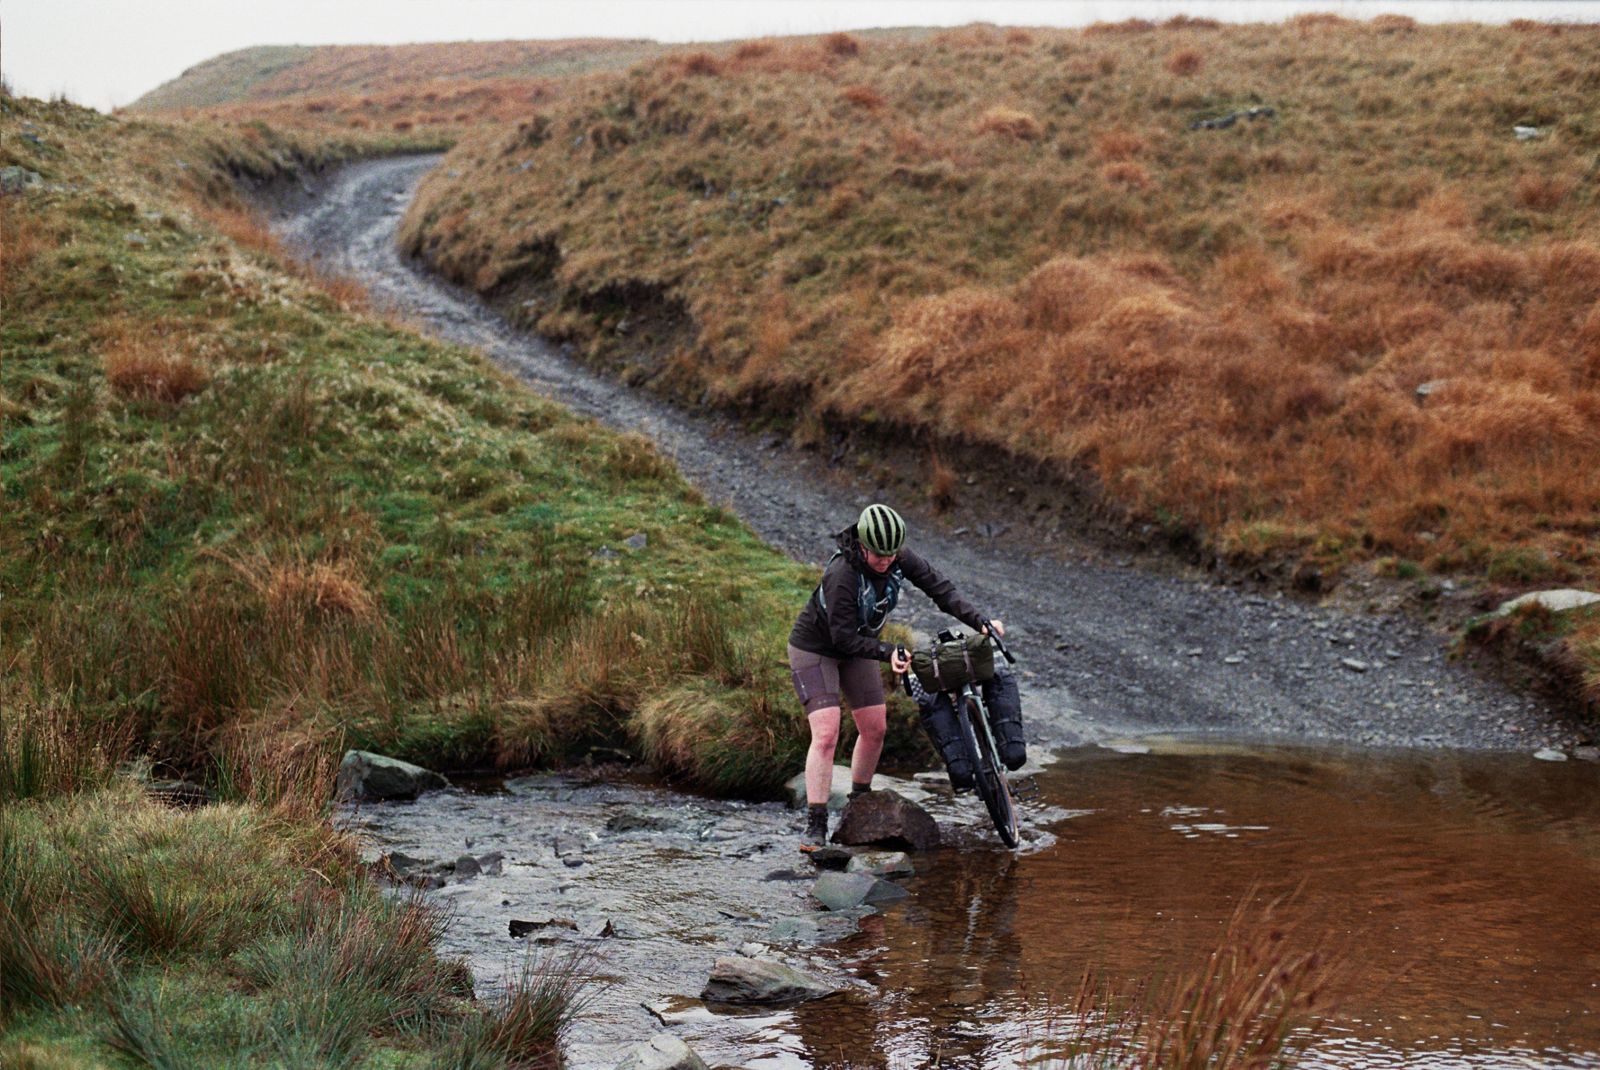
(857, 504), (906, 556)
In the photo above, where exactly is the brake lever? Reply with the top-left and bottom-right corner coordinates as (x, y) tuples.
(982, 621), (1018, 664)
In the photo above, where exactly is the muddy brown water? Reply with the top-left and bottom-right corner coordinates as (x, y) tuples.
(342, 740), (1599, 1069)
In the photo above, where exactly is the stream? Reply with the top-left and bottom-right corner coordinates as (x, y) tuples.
(272, 156), (1599, 1068)
(342, 740), (1600, 1068)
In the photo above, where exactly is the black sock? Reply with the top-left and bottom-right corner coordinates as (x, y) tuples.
(850, 781), (872, 796)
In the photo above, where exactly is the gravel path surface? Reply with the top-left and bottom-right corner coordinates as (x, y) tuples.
(270, 155), (1573, 756)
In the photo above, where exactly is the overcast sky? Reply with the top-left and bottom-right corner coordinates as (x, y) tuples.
(6, 0), (1599, 112)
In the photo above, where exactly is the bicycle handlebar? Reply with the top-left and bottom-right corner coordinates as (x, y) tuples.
(980, 621), (1017, 665)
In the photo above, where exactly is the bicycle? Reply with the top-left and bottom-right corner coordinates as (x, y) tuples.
(900, 626), (1020, 848)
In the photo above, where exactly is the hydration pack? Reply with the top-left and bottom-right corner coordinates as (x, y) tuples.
(813, 549), (903, 637)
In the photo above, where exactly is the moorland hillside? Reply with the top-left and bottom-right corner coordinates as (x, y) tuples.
(395, 20), (1600, 702)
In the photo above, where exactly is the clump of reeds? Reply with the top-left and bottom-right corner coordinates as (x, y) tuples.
(100, 317), (210, 404)
(1043, 896), (1339, 1069)
(441, 949), (597, 1069)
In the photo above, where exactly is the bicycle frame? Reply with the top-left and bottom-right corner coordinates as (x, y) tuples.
(902, 626), (1020, 848)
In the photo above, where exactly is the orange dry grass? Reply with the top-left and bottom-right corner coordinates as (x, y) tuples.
(0, 195), (53, 298)
(840, 84), (888, 110)
(229, 39), (645, 101)
(1101, 162), (1151, 189)
(858, 216), (1600, 567)
(207, 549), (379, 623)
(976, 107), (1044, 140)
(1516, 173), (1577, 211)
(822, 32), (862, 57)
(187, 197), (285, 259)
(186, 77), (559, 136)
(99, 319), (209, 404)
(1165, 48), (1205, 75)
(404, 19), (1600, 590)
(1094, 130), (1147, 160)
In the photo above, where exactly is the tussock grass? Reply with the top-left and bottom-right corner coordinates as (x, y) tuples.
(1044, 896), (1338, 1069)
(441, 950), (594, 1070)
(403, 18), (1600, 703)
(1, 781), (586, 1066)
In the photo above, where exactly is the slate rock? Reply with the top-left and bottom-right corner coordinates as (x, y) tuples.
(763, 868), (812, 882)
(846, 850), (914, 878)
(832, 791), (940, 851)
(615, 1034), (708, 1070)
(785, 768), (931, 810)
(807, 846), (853, 871)
(0, 167), (42, 193)
(765, 913), (864, 944)
(811, 870), (910, 911)
(606, 810), (678, 833)
(144, 779), (211, 808)
(335, 750), (449, 802)
(509, 917), (577, 938)
(700, 955), (836, 1004)
(1494, 589), (1600, 617)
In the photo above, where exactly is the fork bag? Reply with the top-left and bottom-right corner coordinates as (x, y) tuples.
(980, 667), (1027, 770)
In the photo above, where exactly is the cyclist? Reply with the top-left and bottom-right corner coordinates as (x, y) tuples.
(787, 503), (1003, 846)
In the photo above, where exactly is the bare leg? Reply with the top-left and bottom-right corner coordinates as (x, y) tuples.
(805, 707), (842, 806)
(849, 703), (888, 788)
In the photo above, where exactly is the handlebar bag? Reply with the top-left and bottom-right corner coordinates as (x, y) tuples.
(911, 632), (995, 692)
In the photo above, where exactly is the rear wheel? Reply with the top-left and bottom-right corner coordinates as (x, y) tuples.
(960, 695), (1018, 848)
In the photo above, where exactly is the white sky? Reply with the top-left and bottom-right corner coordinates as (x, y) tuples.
(5, 0), (1599, 112)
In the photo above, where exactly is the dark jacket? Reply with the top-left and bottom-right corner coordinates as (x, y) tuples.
(788, 525), (986, 662)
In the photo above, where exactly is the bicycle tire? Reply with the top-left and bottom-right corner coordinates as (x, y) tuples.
(959, 694), (1019, 848)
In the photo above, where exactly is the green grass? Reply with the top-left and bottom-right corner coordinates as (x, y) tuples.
(1, 93), (900, 799)
(1, 785), (587, 1069)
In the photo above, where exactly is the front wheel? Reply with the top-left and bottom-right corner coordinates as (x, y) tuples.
(960, 695), (1018, 848)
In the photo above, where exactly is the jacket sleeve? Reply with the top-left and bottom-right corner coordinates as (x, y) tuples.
(821, 562), (892, 662)
(898, 549), (986, 632)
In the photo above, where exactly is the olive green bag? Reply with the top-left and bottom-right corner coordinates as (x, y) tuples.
(911, 632), (995, 692)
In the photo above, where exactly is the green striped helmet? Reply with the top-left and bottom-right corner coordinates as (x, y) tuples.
(857, 504), (907, 555)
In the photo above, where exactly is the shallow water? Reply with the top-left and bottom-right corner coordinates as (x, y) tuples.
(343, 741), (1600, 1068)
(827, 741), (1600, 1069)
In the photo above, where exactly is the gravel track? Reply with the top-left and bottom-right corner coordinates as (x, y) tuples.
(270, 155), (1573, 756)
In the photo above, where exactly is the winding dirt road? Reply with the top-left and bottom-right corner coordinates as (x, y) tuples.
(271, 155), (1572, 756)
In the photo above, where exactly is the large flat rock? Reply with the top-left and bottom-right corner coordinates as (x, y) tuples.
(335, 750), (449, 802)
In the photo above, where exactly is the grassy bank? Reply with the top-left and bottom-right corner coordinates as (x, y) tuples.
(0, 769), (590, 1068)
(1, 92), (897, 796)
(1, 87), (912, 1065)
(397, 19), (1600, 710)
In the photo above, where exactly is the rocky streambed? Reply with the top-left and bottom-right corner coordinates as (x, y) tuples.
(339, 759), (1074, 1070)
(341, 739), (1600, 1070)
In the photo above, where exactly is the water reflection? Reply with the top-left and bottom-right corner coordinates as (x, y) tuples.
(815, 742), (1600, 1069)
